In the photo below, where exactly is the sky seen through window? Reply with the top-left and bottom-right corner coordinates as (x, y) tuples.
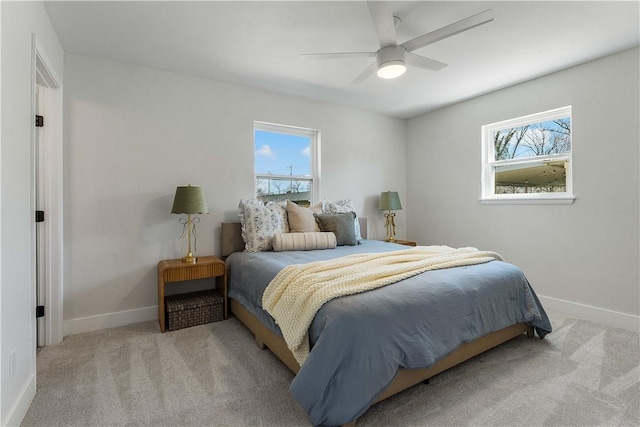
(254, 130), (311, 176)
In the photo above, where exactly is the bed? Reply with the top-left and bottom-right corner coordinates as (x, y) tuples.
(221, 219), (552, 426)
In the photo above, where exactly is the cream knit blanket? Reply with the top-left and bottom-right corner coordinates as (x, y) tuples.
(262, 246), (503, 365)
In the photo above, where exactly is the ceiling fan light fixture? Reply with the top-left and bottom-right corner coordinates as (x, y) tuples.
(376, 45), (407, 79)
(377, 61), (406, 79)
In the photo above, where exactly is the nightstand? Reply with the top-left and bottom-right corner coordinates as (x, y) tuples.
(157, 256), (227, 333)
(391, 239), (417, 247)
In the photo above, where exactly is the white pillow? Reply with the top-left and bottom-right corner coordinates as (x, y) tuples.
(322, 199), (362, 242)
(239, 199), (289, 252)
(272, 232), (337, 252)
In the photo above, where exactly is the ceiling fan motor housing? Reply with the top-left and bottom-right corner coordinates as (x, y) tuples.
(377, 45), (406, 67)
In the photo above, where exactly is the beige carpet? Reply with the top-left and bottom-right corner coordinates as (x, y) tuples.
(22, 312), (639, 426)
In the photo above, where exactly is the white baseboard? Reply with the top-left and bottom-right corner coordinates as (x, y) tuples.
(3, 373), (36, 427)
(64, 305), (158, 337)
(538, 295), (639, 333)
(62, 296), (639, 337)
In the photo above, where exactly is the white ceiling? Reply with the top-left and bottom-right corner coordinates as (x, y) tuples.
(44, 1), (640, 119)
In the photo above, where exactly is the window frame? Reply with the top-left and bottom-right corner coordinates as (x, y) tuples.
(254, 121), (321, 205)
(481, 106), (574, 205)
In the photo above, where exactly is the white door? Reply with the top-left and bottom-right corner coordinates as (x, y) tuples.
(35, 85), (46, 347)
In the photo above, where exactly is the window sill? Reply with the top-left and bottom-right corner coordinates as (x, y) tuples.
(480, 197), (575, 205)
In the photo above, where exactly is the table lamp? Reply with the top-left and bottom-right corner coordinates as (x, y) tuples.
(378, 191), (402, 242)
(171, 184), (209, 263)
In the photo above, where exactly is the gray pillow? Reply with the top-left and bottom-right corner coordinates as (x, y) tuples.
(314, 212), (357, 246)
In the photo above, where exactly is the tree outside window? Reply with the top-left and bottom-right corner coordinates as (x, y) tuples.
(482, 106), (573, 202)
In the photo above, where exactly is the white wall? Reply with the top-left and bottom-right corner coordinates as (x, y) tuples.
(407, 48), (640, 331)
(63, 53), (406, 334)
(0, 1), (64, 425)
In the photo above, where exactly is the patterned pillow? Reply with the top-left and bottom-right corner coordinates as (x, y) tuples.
(314, 212), (358, 246)
(238, 199), (289, 252)
(322, 199), (362, 242)
(272, 232), (337, 252)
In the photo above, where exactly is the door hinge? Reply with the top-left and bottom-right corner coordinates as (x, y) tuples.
(35, 115), (44, 127)
(36, 210), (45, 222)
(36, 305), (45, 318)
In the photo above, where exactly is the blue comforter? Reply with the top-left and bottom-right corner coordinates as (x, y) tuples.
(226, 240), (551, 426)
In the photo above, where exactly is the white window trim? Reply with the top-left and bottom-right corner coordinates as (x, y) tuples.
(481, 106), (574, 205)
(254, 121), (321, 204)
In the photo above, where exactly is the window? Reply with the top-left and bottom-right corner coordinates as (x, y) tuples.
(254, 121), (320, 206)
(481, 106), (573, 204)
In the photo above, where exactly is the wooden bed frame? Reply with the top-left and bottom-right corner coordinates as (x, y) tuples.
(221, 221), (533, 426)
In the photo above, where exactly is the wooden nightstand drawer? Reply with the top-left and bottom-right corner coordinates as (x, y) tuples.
(161, 261), (225, 282)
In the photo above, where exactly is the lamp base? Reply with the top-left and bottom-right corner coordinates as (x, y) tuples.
(181, 252), (197, 264)
(384, 210), (397, 242)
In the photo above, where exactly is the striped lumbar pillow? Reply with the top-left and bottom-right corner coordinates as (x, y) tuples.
(272, 232), (337, 252)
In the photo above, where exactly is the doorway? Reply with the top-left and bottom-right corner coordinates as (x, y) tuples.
(32, 35), (63, 346)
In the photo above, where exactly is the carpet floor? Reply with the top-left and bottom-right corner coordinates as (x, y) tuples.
(22, 311), (639, 426)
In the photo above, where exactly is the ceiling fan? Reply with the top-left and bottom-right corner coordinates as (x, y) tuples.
(301, 1), (494, 83)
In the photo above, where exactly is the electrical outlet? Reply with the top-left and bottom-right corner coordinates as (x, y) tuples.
(9, 350), (16, 379)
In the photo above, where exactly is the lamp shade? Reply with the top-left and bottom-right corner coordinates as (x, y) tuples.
(171, 185), (209, 214)
(378, 191), (402, 211)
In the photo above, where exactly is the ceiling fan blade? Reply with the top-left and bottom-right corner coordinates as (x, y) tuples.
(301, 52), (376, 60)
(401, 9), (494, 53)
(367, 1), (398, 48)
(406, 53), (447, 71)
(352, 61), (378, 84)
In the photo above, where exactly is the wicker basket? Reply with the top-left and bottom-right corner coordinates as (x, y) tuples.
(165, 290), (224, 331)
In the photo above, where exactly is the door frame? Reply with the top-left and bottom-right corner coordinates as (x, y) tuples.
(31, 34), (63, 345)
